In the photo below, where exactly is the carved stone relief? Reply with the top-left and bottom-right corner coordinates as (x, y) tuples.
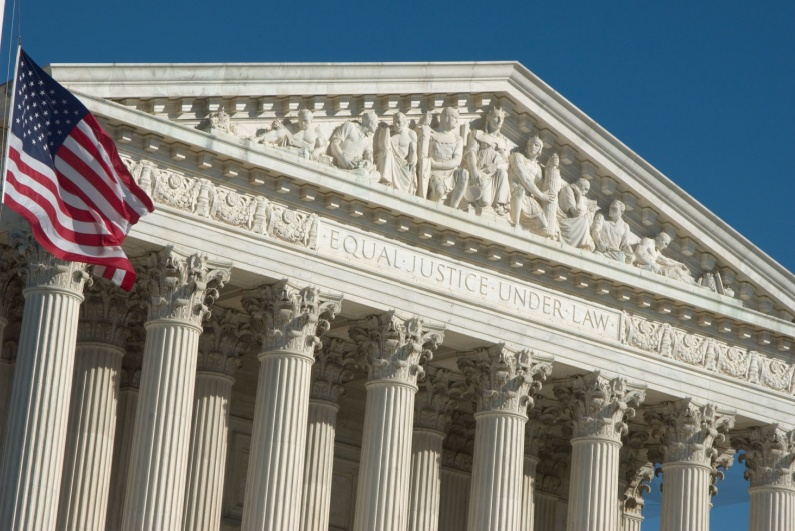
(123, 157), (319, 250)
(187, 103), (739, 293)
(620, 311), (795, 394)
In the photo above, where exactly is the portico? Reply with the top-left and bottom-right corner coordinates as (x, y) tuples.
(0, 61), (793, 531)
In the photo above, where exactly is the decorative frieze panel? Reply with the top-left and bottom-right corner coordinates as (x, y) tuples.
(620, 311), (795, 394)
(123, 157), (319, 250)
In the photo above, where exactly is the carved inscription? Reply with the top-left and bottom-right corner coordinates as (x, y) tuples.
(317, 223), (619, 340)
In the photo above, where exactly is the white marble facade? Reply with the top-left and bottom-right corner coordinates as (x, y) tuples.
(0, 62), (794, 531)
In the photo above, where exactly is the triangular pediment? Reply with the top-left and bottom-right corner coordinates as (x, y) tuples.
(19, 61), (793, 350)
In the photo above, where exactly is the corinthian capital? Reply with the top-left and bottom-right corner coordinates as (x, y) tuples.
(136, 245), (231, 325)
(0, 244), (23, 321)
(619, 430), (654, 516)
(348, 310), (444, 385)
(645, 399), (735, 465)
(553, 372), (646, 441)
(737, 424), (795, 489)
(197, 307), (251, 376)
(10, 230), (90, 293)
(242, 280), (342, 357)
(310, 338), (356, 402)
(457, 344), (552, 415)
(414, 366), (455, 432)
(78, 279), (144, 347)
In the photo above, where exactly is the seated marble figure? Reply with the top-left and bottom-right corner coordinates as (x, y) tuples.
(462, 107), (511, 215)
(557, 177), (596, 251)
(509, 136), (560, 239)
(634, 232), (696, 284)
(592, 200), (639, 263)
(328, 111), (380, 180)
(420, 107), (468, 208)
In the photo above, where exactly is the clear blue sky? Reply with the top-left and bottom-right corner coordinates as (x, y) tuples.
(3, 1), (790, 528)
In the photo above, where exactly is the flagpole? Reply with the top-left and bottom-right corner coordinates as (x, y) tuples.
(0, 42), (20, 208)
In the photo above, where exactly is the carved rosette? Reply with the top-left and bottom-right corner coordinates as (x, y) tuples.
(196, 307), (250, 376)
(737, 424), (795, 489)
(457, 344), (551, 416)
(77, 280), (143, 348)
(10, 230), (90, 293)
(310, 337), (356, 402)
(645, 399), (735, 465)
(442, 409), (476, 472)
(348, 311), (444, 385)
(553, 372), (645, 441)
(414, 366), (455, 432)
(242, 280), (342, 357)
(136, 245), (231, 326)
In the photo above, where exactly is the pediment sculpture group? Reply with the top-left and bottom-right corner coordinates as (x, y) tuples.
(205, 106), (722, 291)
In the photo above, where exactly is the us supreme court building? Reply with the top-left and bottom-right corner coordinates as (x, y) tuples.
(0, 61), (793, 531)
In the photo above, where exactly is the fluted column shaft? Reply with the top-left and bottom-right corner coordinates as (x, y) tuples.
(0, 269), (87, 530)
(567, 437), (621, 531)
(623, 512), (643, 531)
(749, 486), (795, 531)
(408, 428), (445, 531)
(467, 411), (526, 531)
(57, 343), (124, 531)
(242, 349), (314, 531)
(300, 400), (340, 531)
(0, 314), (12, 458)
(659, 462), (711, 531)
(520, 455), (538, 531)
(438, 468), (470, 531)
(354, 380), (417, 531)
(121, 320), (202, 530)
(534, 492), (559, 531)
(105, 383), (139, 531)
(182, 372), (235, 531)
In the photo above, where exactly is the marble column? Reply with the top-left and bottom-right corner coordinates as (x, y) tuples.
(646, 399), (735, 531)
(438, 467), (470, 531)
(533, 443), (570, 531)
(458, 344), (552, 531)
(408, 366), (454, 531)
(121, 247), (231, 531)
(0, 246), (23, 459)
(299, 338), (355, 531)
(739, 424), (795, 531)
(105, 354), (142, 531)
(520, 413), (549, 531)
(618, 432), (654, 531)
(0, 231), (90, 531)
(554, 372), (645, 531)
(182, 308), (246, 531)
(349, 311), (444, 531)
(57, 281), (138, 531)
(240, 281), (342, 531)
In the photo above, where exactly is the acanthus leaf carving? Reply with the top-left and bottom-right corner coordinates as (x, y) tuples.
(736, 424), (795, 489)
(553, 372), (645, 441)
(348, 310), (443, 385)
(310, 337), (357, 402)
(135, 245), (231, 326)
(457, 344), (552, 415)
(10, 230), (91, 293)
(78, 278), (145, 347)
(414, 366), (455, 432)
(197, 307), (252, 376)
(645, 399), (735, 465)
(241, 280), (342, 358)
(442, 409), (476, 472)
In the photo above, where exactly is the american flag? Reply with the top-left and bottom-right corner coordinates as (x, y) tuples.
(3, 49), (154, 290)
